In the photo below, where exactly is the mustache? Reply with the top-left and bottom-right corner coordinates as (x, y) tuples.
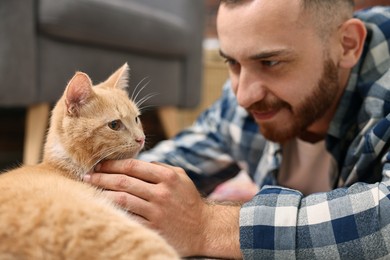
(247, 98), (290, 112)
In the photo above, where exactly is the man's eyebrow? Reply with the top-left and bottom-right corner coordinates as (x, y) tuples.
(219, 49), (232, 59)
(219, 49), (295, 60)
(249, 49), (295, 60)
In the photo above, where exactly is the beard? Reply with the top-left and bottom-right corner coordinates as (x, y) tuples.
(248, 58), (340, 143)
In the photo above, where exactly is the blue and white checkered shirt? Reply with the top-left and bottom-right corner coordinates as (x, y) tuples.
(140, 6), (390, 259)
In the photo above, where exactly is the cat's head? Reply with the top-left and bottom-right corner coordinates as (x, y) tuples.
(44, 63), (145, 177)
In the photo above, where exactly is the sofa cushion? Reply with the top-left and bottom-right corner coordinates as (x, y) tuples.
(38, 0), (194, 56)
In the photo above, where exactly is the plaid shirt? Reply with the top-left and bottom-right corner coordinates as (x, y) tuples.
(140, 6), (390, 259)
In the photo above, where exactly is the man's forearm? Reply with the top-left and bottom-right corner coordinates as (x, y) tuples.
(199, 201), (242, 259)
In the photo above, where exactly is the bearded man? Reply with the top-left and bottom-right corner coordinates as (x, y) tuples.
(85, 1), (390, 258)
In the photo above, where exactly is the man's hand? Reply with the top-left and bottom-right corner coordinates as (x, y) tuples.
(83, 159), (242, 258)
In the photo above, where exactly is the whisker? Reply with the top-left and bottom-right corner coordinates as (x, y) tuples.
(87, 149), (120, 171)
(87, 144), (131, 171)
(131, 76), (150, 101)
(136, 92), (159, 109)
(133, 79), (151, 104)
(139, 104), (158, 113)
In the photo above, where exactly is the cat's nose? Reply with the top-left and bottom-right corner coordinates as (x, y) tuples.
(135, 136), (145, 145)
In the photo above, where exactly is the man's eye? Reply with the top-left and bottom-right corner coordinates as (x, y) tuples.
(262, 60), (280, 67)
(224, 58), (238, 67)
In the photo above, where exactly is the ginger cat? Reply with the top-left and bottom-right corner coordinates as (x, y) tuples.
(0, 64), (179, 259)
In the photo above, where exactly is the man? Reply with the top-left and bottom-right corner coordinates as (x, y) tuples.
(84, 0), (390, 258)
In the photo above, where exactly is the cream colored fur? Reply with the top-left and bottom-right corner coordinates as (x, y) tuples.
(0, 64), (179, 259)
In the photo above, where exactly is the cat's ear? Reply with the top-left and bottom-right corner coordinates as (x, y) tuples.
(105, 63), (129, 89)
(65, 72), (94, 116)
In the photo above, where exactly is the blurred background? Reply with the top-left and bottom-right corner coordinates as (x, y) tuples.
(0, 0), (389, 171)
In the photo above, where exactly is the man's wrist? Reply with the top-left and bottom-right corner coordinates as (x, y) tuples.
(198, 200), (243, 259)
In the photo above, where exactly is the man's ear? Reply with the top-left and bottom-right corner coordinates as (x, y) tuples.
(338, 18), (367, 69)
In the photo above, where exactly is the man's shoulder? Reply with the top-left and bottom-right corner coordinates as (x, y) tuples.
(355, 6), (390, 26)
(353, 6), (390, 100)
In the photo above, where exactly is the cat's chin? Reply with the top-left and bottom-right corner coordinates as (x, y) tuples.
(102, 151), (141, 162)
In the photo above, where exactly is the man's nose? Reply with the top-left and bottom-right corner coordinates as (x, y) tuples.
(235, 70), (267, 108)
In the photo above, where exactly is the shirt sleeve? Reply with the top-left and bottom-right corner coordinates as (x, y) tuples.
(240, 170), (390, 259)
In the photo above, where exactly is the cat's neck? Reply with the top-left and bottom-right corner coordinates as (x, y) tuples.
(42, 135), (93, 181)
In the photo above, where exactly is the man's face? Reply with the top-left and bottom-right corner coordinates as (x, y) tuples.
(217, 0), (342, 143)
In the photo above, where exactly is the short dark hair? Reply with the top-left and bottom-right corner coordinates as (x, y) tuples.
(302, 0), (354, 10)
(219, 0), (355, 39)
(219, 0), (354, 8)
(300, 0), (355, 39)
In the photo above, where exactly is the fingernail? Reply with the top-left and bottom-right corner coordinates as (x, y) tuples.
(83, 174), (91, 182)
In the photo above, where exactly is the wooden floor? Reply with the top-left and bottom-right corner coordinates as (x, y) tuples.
(0, 108), (166, 172)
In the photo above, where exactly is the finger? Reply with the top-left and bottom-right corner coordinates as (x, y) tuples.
(102, 190), (153, 220)
(151, 161), (189, 182)
(96, 159), (165, 184)
(152, 161), (183, 172)
(88, 173), (154, 201)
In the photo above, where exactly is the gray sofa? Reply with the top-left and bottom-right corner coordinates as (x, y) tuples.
(0, 0), (205, 164)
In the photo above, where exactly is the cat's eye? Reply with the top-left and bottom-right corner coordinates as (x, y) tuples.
(108, 120), (122, 131)
(135, 116), (140, 124)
